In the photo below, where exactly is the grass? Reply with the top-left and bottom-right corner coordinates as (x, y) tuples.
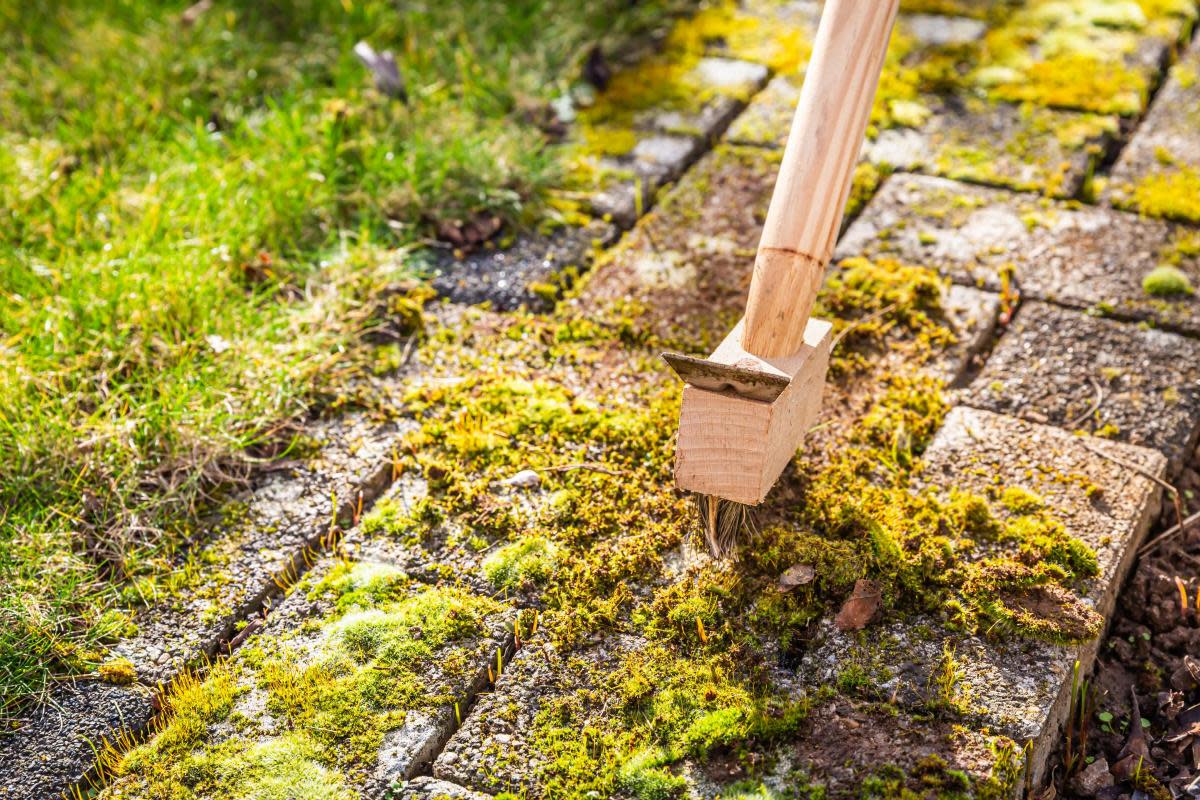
(0, 0), (684, 715)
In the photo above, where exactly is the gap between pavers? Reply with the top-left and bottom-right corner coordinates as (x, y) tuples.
(837, 172), (1200, 335)
(1104, 32), (1200, 224)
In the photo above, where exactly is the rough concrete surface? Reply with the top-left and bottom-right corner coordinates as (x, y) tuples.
(839, 173), (1200, 334)
(965, 301), (1200, 472)
(1107, 36), (1200, 223)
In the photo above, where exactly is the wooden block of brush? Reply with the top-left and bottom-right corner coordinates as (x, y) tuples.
(675, 316), (832, 505)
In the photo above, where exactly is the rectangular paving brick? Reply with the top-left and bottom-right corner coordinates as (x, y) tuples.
(865, 97), (1117, 199)
(728, 53), (1117, 199)
(1105, 36), (1200, 223)
(838, 173), (1200, 335)
(964, 301), (1200, 473)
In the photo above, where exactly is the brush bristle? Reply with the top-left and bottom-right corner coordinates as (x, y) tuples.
(693, 494), (758, 559)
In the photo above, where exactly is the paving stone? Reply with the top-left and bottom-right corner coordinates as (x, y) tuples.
(968, 0), (1192, 117)
(428, 223), (614, 311)
(690, 56), (768, 95)
(0, 683), (154, 800)
(766, 407), (1165, 792)
(865, 97), (1118, 199)
(965, 301), (1200, 472)
(433, 635), (640, 795)
(903, 12), (987, 45)
(395, 777), (492, 800)
(899, 0), (1016, 18)
(730, 77), (1116, 199)
(925, 407), (1164, 785)
(1106, 37), (1200, 223)
(97, 557), (514, 800)
(838, 173), (1200, 334)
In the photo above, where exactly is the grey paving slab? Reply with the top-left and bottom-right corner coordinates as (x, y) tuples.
(395, 777), (492, 800)
(434, 635), (640, 795)
(865, 98), (1118, 199)
(730, 78), (1116, 199)
(1106, 36), (1200, 224)
(0, 683), (154, 800)
(838, 173), (1200, 334)
(915, 406), (1163, 789)
(968, 0), (1192, 117)
(964, 301), (1200, 473)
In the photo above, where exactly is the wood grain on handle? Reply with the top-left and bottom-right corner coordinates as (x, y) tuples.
(742, 0), (899, 358)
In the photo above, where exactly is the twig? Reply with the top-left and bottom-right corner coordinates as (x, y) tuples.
(540, 462), (623, 476)
(1079, 440), (1185, 544)
(830, 302), (900, 352)
(1066, 377), (1104, 428)
(1138, 509), (1200, 557)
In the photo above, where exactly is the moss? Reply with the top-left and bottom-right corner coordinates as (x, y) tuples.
(1127, 167), (1200, 223)
(616, 747), (687, 800)
(998, 486), (1046, 515)
(98, 657), (138, 685)
(482, 536), (560, 590)
(1142, 264), (1195, 297)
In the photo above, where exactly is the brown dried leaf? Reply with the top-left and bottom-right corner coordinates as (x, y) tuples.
(834, 579), (882, 631)
(778, 564), (815, 592)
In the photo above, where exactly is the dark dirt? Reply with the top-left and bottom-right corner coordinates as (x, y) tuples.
(1059, 441), (1200, 800)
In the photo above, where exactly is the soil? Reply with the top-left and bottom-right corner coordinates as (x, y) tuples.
(1058, 441), (1200, 800)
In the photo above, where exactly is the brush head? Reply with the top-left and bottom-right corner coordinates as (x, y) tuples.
(693, 493), (758, 559)
(666, 317), (834, 506)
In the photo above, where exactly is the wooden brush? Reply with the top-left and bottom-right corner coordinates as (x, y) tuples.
(664, 0), (900, 557)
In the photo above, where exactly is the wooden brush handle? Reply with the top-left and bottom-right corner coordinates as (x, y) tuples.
(742, 0), (899, 358)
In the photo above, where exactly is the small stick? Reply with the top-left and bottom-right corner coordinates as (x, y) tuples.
(1066, 377), (1104, 429)
(1138, 509), (1200, 557)
(1079, 440), (1184, 537)
(540, 463), (624, 477)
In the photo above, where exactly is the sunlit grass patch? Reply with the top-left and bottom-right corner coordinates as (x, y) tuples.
(0, 0), (685, 712)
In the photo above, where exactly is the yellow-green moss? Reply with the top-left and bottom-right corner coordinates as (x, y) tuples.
(483, 536), (560, 590)
(1143, 264), (1195, 296)
(1127, 167), (1200, 222)
(98, 657), (138, 685)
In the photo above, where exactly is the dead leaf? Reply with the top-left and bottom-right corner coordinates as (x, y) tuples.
(778, 564), (815, 592)
(1113, 687), (1154, 781)
(834, 579), (882, 631)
